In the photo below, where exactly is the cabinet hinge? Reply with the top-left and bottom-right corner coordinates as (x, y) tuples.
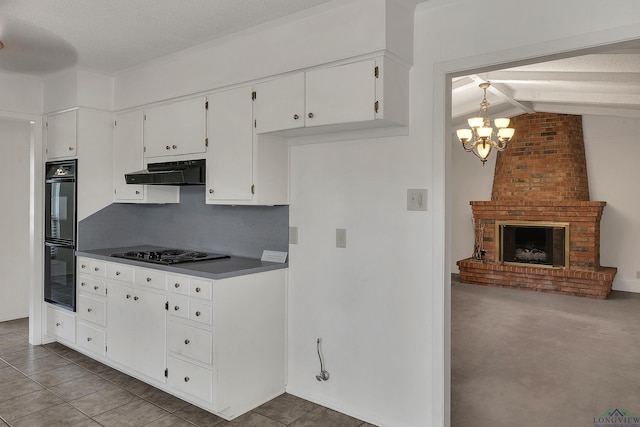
(251, 184), (255, 195)
(205, 101), (209, 110)
(164, 368), (168, 378)
(374, 100), (379, 114)
(375, 66), (379, 78)
(251, 91), (256, 100)
(205, 138), (209, 147)
(165, 301), (169, 311)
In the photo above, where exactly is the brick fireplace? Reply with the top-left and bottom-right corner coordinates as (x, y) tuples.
(457, 113), (617, 299)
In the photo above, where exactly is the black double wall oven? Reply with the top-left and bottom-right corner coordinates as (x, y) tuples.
(44, 160), (77, 311)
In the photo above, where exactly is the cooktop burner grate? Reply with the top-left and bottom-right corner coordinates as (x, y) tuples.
(111, 248), (229, 265)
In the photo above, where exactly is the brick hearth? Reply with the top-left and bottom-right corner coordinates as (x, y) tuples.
(457, 113), (617, 299)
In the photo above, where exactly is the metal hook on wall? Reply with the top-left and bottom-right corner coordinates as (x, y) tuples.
(315, 338), (330, 381)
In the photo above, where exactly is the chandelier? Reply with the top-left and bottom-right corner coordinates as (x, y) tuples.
(456, 82), (515, 165)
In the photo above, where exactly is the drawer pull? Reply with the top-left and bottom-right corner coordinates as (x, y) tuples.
(184, 339), (190, 345)
(126, 294), (132, 299)
(174, 283), (180, 288)
(87, 308), (92, 313)
(172, 144), (178, 149)
(293, 114), (299, 120)
(81, 282), (86, 287)
(87, 337), (92, 342)
(166, 145), (171, 150)
(94, 286), (99, 291)
(174, 306), (180, 311)
(184, 377), (190, 382)
(146, 277), (152, 282)
(81, 264), (86, 269)
(94, 267), (99, 272)
(116, 271), (121, 276)
(195, 311), (201, 317)
(56, 322), (61, 327)
(134, 296), (139, 301)
(195, 287), (201, 293)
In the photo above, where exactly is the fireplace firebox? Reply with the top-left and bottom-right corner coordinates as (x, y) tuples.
(496, 221), (569, 269)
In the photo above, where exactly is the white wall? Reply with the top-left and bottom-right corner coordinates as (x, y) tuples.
(583, 115), (640, 292)
(0, 118), (32, 321)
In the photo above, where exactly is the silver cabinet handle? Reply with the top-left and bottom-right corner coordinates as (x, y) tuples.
(87, 308), (92, 312)
(116, 271), (121, 276)
(174, 283), (180, 288)
(172, 145), (177, 149)
(68, 147), (73, 151)
(146, 277), (152, 282)
(184, 377), (190, 382)
(94, 267), (99, 272)
(195, 311), (201, 317)
(166, 145), (171, 150)
(87, 337), (92, 342)
(174, 306), (180, 311)
(94, 286), (99, 290)
(184, 339), (190, 345)
(81, 282), (86, 287)
(81, 264), (86, 269)
(195, 287), (201, 293)
(293, 114), (299, 120)
(134, 296), (139, 301)
(56, 322), (61, 327)
(209, 189), (214, 194)
(308, 112), (314, 118)
(135, 190), (140, 194)
(126, 294), (131, 299)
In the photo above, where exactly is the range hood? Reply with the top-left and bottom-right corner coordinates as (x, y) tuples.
(125, 159), (206, 185)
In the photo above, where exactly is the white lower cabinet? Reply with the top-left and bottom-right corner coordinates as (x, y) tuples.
(49, 257), (285, 421)
(45, 305), (76, 343)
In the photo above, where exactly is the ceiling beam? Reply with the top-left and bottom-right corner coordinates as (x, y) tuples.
(468, 74), (535, 114)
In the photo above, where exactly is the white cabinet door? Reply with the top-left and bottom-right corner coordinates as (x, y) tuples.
(106, 282), (167, 382)
(114, 110), (144, 201)
(143, 97), (207, 158)
(207, 86), (254, 202)
(254, 73), (305, 134)
(305, 59), (376, 127)
(46, 110), (77, 159)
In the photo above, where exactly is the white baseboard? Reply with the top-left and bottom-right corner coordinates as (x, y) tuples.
(612, 278), (640, 293)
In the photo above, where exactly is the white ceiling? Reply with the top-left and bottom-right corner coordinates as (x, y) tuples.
(452, 43), (640, 127)
(0, 0), (335, 75)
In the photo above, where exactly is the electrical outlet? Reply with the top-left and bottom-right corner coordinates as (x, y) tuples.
(407, 189), (427, 211)
(336, 228), (347, 248)
(289, 226), (298, 245)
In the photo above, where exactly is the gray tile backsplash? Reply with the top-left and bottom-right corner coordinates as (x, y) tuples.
(78, 186), (289, 259)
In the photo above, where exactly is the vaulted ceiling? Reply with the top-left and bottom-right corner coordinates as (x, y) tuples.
(451, 43), (640, 129)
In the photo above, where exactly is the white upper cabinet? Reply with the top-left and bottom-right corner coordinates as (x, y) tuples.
(253, 73), (305, 134)
(206, 86), (254, 202)
(46, 110), (77, 159)
(143, 96), (207, 158)
(305, 59), (376, 127)
(254, 56), (408, 136)
(113, 110), (179, 204)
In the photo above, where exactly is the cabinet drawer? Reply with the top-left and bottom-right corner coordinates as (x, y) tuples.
(78, 295), (107, 326)
(78, 276), (107, 296)
(167, 321), (212, 364)
(167, 356), (213, 403)
(168, 296), (189, 320)
(167, 275), (189, 296)
(107, 263), (134, 283)
(190, 279), (212, 301)
(77, 322), (105, 356)
(78, 259), (107, 277)
(135, 268), (166, 290)
(46, 305), (76, 343)
(190, 302), (212, 325)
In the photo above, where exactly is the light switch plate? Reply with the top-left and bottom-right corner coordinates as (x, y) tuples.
(407, 189), (427, 211)
(289, 226), (298, 244)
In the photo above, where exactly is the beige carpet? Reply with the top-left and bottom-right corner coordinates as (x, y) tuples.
(452, 278), (640, 427)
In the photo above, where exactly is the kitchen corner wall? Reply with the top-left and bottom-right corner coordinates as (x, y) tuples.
(77, 186), (289, 259)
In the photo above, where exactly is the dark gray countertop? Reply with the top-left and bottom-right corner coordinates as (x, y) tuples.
(76, 245), (288, 280)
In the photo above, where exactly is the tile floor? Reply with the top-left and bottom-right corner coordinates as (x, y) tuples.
(0, 318), (375, 426)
